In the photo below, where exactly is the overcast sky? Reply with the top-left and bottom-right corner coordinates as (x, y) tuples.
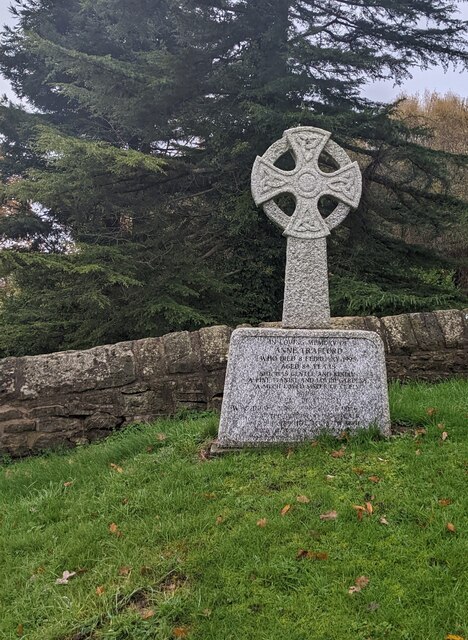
(0, 2), (466, 103)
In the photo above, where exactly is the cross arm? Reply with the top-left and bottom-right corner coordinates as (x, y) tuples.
(285, 127), (331, 167)
(322, 161), (362, 208)
(251, 156), (293, 205)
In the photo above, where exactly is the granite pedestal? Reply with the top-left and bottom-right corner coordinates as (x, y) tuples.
(215, 328), (390, 450)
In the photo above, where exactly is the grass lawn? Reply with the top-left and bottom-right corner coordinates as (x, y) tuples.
(0, 380), (467, 640)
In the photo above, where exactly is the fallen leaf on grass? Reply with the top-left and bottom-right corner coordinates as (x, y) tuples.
(297, 549), (328, 560)
(446, 635), (465, 640)
(365, 502), (373, 515)
(16, 624), (24, 637)
(204, 492), (216, 499)
(325, 475), (336, 481)
(95, 585), (105, 596)
(55, 570), (76, 585)
(216, 516), (224, 525)
(353, 505), (365, 521)
(441, 431), (449, 441)
(352, 467), (364, 475)
(257, 518), (267, 527)
(141, 608), (155, 620)
(296, 495), (310, 504)
(173, 627), (190, 638)
(63, 481), (73, 487)
(310, 440), (319, 447)
(286, 448), (294, 458)
(110, 463), (123, 473)
(280, 504), (292, 516)
(320, 510), (338, 521)
(426, 407), (438, 417)
(437, 423), (445, 430)
(379, 517), (389, 526)
(415, 449), (421, 455)
(118, 566), (131, 576)
(157, 433), (167, 441)
(414, 428), (427, 437)
(368, 475), (380, 483)
(109, 522), (122, 537)
(446, 522), (456, 533)
(331, 447), (346, 458)
(348, 575), (369, 594)
(439, 498), (453, 507)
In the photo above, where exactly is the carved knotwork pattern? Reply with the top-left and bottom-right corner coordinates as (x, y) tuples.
(251, 127), (362, 239)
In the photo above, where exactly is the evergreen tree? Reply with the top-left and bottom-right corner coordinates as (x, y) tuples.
(0, 0), (467, 356)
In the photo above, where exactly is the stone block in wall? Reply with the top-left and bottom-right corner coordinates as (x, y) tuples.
(381, 314), (418, 353)
(30, 405), (70, 417)
(18, 343), (136, 399)
(0, 357), (16, 399)
(206, 369), (227, 411)
(1, 433), (32, 456)
(408, 312), (445, 351)
(121, 382), (151, 394)
(132, 338), (167, 380)
(199, 325), (232, 371)
(433, 309), (467, 349)
(364, 316), (389, 350)
(84, 412), (123, 431)
(0, 406), (27, 422)
(169, 375), (207, 410)
(331, 316), (368, 330)
(71, 390), (124, 415)
(162, 332), (202, 374)
(3, 419), (36, 434)
(36, 417), (83, 433)
(258, 321), (281, 328)
(97, 343), (136, 389)
(121, 387), (171, 415)
(30, 432), (76, 451)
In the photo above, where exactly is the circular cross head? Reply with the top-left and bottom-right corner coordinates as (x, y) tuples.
(251, 126), (362, 240)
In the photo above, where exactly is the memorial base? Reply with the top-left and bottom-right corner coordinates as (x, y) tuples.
(217, 328), (390, 449)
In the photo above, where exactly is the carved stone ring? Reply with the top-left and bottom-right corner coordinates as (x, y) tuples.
(251, 127), (362, 239)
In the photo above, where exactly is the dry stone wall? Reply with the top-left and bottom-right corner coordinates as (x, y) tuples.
(0, 310), (466, 457)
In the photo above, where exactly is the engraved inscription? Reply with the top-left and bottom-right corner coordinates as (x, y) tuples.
(218, 330), (390, 446)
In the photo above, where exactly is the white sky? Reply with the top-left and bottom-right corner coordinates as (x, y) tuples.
(0, 2), (466, 103)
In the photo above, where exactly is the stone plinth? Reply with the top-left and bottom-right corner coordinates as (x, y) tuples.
(216, 328), (390, 449)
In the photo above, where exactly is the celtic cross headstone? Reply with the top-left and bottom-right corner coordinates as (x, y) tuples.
(213, 126), (390, 452)
(251, 126), (361, 328)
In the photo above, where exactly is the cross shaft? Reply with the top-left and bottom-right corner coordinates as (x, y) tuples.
(283, 236), (330, 328)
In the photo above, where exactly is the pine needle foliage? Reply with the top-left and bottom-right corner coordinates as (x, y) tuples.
(0, 0), (467, 355)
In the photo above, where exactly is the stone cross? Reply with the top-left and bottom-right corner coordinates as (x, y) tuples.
(251, 126), (362, 328)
